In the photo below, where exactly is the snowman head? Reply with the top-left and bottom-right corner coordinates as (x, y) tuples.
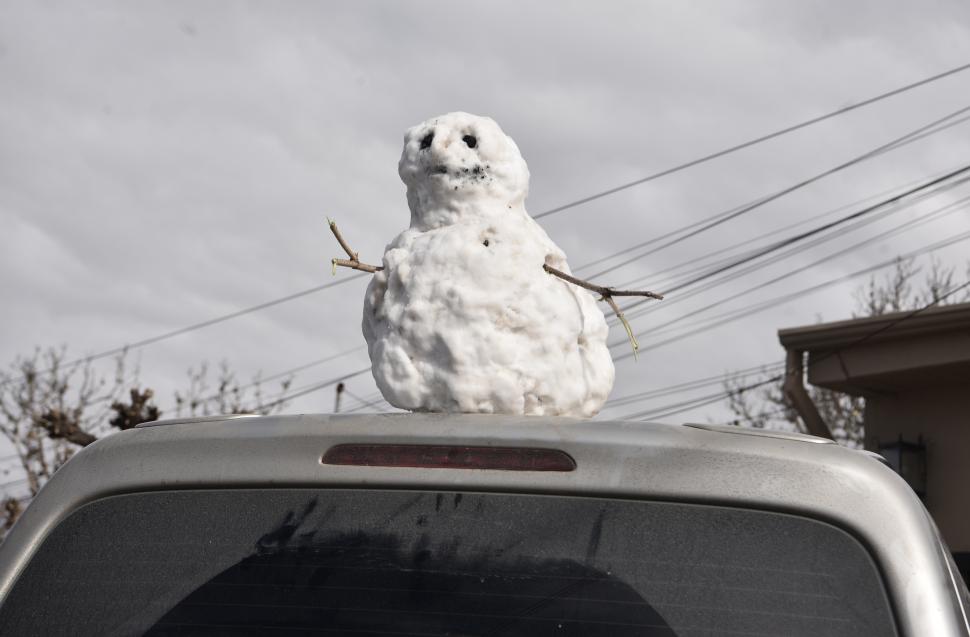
(398, 112), (530, 229)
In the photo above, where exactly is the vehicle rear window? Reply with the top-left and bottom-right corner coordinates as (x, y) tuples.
(0, 490), (896, 636)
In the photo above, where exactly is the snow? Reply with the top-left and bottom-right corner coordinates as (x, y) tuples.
(362, 112), (614, 417)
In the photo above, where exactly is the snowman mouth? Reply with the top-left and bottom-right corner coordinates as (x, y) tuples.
(427, 164), (488, 182)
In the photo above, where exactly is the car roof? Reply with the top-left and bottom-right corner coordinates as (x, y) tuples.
(1, 413), (967, 636)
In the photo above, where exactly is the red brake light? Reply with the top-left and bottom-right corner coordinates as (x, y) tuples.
(321, 444), (576, 472)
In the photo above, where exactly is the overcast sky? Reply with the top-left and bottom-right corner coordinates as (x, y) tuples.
(2, 1), (969, 447)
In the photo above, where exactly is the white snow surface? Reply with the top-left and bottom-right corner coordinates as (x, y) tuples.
(362, 112), (615, 417)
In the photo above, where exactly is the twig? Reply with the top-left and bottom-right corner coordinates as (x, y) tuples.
(326, 217), (660, 358)
(542, 265), (664, 300)
(332, 258), (383, 274)
(328, 218), (383, 274)
(604, 296), (640, 361)
(543, 264), (663, 360)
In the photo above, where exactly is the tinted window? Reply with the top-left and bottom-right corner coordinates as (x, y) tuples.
(0, 490), (896, 636)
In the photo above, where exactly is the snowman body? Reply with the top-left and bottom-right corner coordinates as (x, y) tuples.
(363, 112), (614, 417)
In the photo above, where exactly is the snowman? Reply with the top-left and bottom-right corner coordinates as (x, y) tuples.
(330, 112), (660, 417)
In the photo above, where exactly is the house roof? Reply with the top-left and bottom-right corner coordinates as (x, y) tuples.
(777, 302), (970, 394)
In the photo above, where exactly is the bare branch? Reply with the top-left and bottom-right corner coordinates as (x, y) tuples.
(604, 296), (640, 361)
(543, 264), (663, 359)
(34, 409), (97, 447)
(109, 388), (160, 431)
(542, 264), (663, 300)
(328, 217), (359, 260)
(328, 218), (383, 274)
(2, 497), (23, 531)
(332, 258), (383, 274)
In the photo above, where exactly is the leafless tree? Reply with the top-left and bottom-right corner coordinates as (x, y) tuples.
(725, 372), (865, 448)
(1, 350), (294, 536)
(110, 388), (162, 431)
(725, 256), (968, 447)
(173, 361), (293, 417)
(0, 348), (138, 498)
(0, 348), (153, 534)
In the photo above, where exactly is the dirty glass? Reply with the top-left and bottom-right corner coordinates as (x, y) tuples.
(0, 490), (896, 636)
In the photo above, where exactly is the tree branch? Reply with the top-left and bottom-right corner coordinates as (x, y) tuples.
(543, 264), (663, 360)
(34, 409), (97, 447)
(332, 258), (383, 274)
(326, 217), (664, 358)
(542, 264), (664, 300)
(328, 218), (383, 274)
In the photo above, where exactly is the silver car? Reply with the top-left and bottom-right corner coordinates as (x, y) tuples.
(0, 413), (967, 636)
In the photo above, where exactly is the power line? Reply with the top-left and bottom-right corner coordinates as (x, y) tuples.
(581, 102), (970, 279)
(86, 274), (368, 362)
(610, 163), (968, 291)
(534, 61), (970, 220)
(251, 367), (370, 406)
(611, 187), (970, 334)
(546, 223), (963, 414)
(248, 345), (367, 387)
(614, 172), (970, 328)
(0, 477), (29, 490)
(608, 164), (970, 323)
(341, 389), (393, 414)
(614, 177), (970, 313)
(260, 367), (372, 410)
(0, 273), (370, 388)
(191, 344), (368, 405)
(612, 227), (970, 363)
(717, 406), (799, 427)
(600, 361), (785, 411)
(580, 115), (970, 279)
(619, 279), (970, 422)
(640, 232), (970, 350)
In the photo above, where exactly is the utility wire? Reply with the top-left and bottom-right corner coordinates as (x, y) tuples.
(252, 366), (371, 407)
(0, 273), (370, 388)
(716, 406), (802, 428)
(534, 61), (970, 220)
(607, 164), (970, 326)
(612, 173), (970, 326)
(341, 389), (393, 414)
(607, 232), (970, 417)
(0, 477), (29, 490)
(601, 361), (785, 410)
(247, 345), (366, 387)
(582, 115), (970, 279)
(260, 367), (372, 410)
(610, 162), (967, 291)
(611, 186), (970, 333)
(637, 230), (970, 350)
(83, 274), (367, 363)
(612, 227), (970, 363)
(192, 344), (368, 404)
(582, 103), (970, 279)
(615, 178), (970, 312)
(620, 279), (970, 422)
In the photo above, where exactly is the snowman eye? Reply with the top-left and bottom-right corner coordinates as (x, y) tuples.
(420, 132), (434, 149)
(463, 135), (477, 148)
